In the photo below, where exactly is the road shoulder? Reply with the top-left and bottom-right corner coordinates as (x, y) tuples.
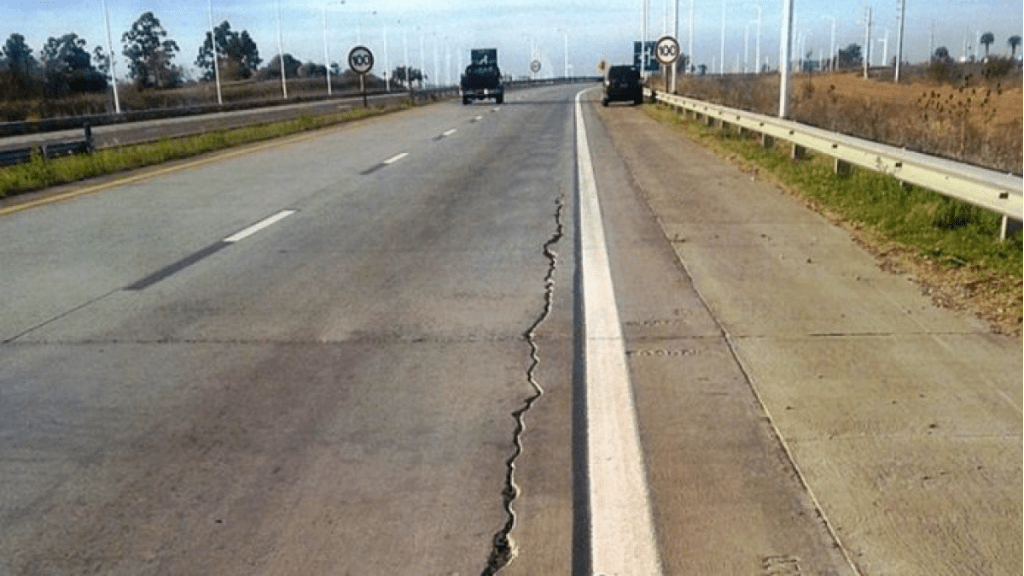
(588, 99), (1022, 574)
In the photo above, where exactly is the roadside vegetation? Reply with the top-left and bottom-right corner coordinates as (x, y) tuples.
(0, 10), (426, 122)
(643, 102), (1022, 334)
(0, 103), (405, 199)
(653, 59), (1022, 174)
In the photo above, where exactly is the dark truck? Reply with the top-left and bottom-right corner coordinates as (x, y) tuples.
(461, 48), (504, 105)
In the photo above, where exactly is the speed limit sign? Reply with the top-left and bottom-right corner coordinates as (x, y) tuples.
(348, 46), (374, 75)
(655, 35), (680, 65)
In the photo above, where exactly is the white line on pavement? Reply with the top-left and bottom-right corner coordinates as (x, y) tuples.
(223, 210), (296, 243)
(574, 89), (663, 575)
(383, 152), (409, 164)
(442, 129), (457, 137)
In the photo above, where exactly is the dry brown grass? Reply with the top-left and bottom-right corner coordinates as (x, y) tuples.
(662, 70), (1023, 173)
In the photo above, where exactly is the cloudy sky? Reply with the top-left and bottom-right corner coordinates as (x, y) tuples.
(4, 0), (1022, 82)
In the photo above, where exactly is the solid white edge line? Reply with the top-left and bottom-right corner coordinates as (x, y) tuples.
(223, 209), (296, 243)
(575, 89), (663, 574)
(383, 152), (409, 164)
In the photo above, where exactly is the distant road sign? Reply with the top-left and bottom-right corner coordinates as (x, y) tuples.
(655, 36), (680, 65)
(471, 48), (497, 66)
(530, 60), (542, 73)
(633, 41), (658, 72)
(348, 46), (374, 75)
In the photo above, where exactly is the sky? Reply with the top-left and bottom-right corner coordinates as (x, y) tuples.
(3, 0), (1022, 84)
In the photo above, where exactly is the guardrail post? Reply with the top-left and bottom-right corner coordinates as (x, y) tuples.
(834, 158), (852, 177)
(1000, 216), (1022, 242)
(791, 143), (806, 160)
(83, 123), (94, 152)
(760, 133), (775, 148)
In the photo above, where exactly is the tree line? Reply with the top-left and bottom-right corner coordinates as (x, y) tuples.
(1, 10), (429, 102)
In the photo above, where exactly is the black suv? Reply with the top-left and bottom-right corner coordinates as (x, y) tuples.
(602, 65), (643, 106)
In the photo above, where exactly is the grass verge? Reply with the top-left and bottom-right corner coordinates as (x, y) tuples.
(0, 103), (408, 199)
(644, 103), (1023, 335)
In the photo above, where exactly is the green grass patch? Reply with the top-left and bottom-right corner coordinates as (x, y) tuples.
(0, 103), (408, 199)
(644, 103), (1023, 279)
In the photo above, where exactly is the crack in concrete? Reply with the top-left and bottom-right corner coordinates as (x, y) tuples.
(482, 194), (565, 575)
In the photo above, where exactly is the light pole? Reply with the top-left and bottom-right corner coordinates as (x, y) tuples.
(863, 6), (872, 79)
(641, 0), (650, 78)
(100, 0), (120, 113)
(564, 32), (569, 79)
(894, 0), (906, 83)
(821, 15), (836, 71)
(384, 27), (391, 91)
(361, 10), (387, 90)
(556, 28), (570, 79)
(778, 0), (794, 117)
(744, 21), (752, 73)
(276, 1), (287, 99)
(670, 0), (678, 90)
(432, 32), (439, 90)
(207, 0), (223, 105)
(801, 30), (811, 71)
(688, 0), (694, 73)
(751, 3), (761, 73)
(322, 1), (346, 96)
(419, 29), (425, 88)
(400, 21), (410, 91)
(877, 29), (889, 67)
(719, 0), (726, 74)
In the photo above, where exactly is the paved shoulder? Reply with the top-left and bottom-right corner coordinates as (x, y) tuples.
(586, 99), (1021, 574)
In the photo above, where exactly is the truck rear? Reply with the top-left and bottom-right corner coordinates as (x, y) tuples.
(461, 48), (504, 105)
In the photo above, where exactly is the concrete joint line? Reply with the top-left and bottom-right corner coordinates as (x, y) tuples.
(483, 194), (566, 575)
(574, 89), (663, 575)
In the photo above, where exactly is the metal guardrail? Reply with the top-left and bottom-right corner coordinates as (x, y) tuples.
(649, 90), (1023, 238)
(0, 125), (94, 167)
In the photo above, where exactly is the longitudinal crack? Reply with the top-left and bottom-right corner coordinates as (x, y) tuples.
(483, 195), (565, 575)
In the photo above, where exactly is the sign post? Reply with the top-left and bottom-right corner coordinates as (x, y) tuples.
(348, 45), (375, 107)
(655, 35), (680, 93)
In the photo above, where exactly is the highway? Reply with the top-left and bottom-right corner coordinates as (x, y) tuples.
(1, 84), (1020, 575)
